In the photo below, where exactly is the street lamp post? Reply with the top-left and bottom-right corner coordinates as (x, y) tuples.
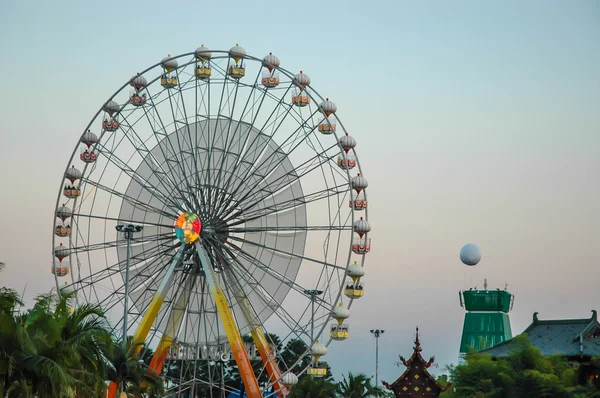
(115, 224), (143, 345)
(304, 289), (323, 343)
(370, 329), (385, 389)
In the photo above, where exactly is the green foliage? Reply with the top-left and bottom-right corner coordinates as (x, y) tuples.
(336, 371), (384, 398)
(289, 374), (337, 398)
(442, 334), (600, 398)
(0, 288), (166, 398)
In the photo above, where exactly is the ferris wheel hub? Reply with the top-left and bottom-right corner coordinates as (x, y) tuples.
(174, 212), (202, 244)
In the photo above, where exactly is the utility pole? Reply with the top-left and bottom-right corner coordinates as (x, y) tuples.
(304, 289), (323, 343)
(370, 329), (385, 389)
(115, 225), (143, 341)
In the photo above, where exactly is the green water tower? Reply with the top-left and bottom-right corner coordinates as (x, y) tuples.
(459, 280), (514, 355)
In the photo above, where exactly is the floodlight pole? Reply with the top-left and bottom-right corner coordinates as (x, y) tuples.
(370, 329), (385, 390)
(115, 224), (143, 346)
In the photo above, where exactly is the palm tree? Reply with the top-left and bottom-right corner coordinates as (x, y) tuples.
(107, 337), (164, 397)
(0, 291), (116, 397)
(289, 375), (337, 398)
(336, 372), (384, 398)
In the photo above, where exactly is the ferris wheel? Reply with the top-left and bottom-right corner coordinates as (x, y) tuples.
(51, 44), (371, 397)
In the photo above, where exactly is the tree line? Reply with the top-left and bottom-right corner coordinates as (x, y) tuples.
(439, 334), (600, 398)
(0, 283), (387, 397)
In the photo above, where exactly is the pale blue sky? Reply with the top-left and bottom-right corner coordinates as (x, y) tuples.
(1, 0), (599, 383)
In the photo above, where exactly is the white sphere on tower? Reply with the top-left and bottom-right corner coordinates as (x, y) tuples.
(460, 243), (482, 266)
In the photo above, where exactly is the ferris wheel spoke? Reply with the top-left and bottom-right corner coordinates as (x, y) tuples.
(71, 212), (174, 229)
(221, 105), (313, 207)
(103, 109), (191, 212)
(141, 88), (200, 212)
(209, 67), (270, 215)
(94, 141), (185, 213)
(79, 177), (178, 220)
(212, 238), (309, 333)
(206, 73), (247, 217)
(166, 70), (204, 212)
(211, 238), (325, 349)
(220, 146), (343, 223)
(72, 241), (177, 295)
(69, 232), (172, 254)
(229, 184), (350, 227)
(229, 225), (349, 233)
(217, 114), (326, 220)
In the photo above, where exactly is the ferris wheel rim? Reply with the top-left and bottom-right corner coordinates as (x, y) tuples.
(50, 46), (370, 389)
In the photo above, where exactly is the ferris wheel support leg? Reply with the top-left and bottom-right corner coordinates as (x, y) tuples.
(107, 245), (185, 398)
(194, 241), (262, 398)
(149, 276), (194, 375)
(224, 269), (287, 397)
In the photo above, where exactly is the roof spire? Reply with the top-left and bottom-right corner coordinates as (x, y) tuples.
(414, 327), (421, 351)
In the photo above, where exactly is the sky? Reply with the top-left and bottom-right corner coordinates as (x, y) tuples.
(1, 0), (599, 385)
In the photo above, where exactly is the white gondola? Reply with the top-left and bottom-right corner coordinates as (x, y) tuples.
(318, 116), (336, 134)
(130, 92), (147, 107)
(103, 100), (119, 115)
(80, 149), (97, 163)
(339, 133), (357, 153)
(63, 185), (81, 199)
(261, 70), (280, 88)
(319, 98), (337, 117)
(80, 130), (98, 147)
(308, 340), (328, 377)
(54, 222), (72, 237)
(337, 154), (356, 170)
(262, 52), (280, 71)
(280, 372), (298, 388)
(195, 45), (212, 62)
(161, 75), (178, 89)
(228, 44), (246, 79)
(54, 243), (70, 260)
(292, 88), (310, 107)
(56, 204), (72, 221)
(351, 173), (368, 194)
(161, 55), (178, 73)
(293, 71), (311, 90)
(51, 258), (69, 277)
(352, 237), (371, 254)
(102, 117), (119, 131)
(344, 281), (365, 299)
(228, 64), (245, 79)
(195, 65), (212, 80)
(330, 324), (349, 341)
(130, 74), (148, 91)
(349, 191), (367, 210)
(353, 217), (371, 237)
(65, 165), (82, 184)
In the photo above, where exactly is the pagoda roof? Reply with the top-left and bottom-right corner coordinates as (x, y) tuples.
(383, 327), (451, 394)
(480, 310), (600, 359)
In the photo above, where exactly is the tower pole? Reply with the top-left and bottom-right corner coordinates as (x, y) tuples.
(370, 329), (385, 389)
(115, 224), (143, 394)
